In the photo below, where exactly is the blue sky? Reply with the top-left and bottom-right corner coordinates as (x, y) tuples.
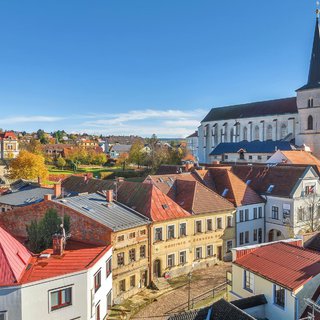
(0, 1), (317, 137)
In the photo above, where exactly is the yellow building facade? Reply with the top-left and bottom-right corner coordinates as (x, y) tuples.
(149, 210), (236, 282)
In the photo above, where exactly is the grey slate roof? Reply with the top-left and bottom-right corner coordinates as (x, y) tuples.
(110, 144), (132, 153)
(53, 193), (150, 231)
(202, 97), (297, 122)
(0, 186), (54, 206)
(210, 140), (295, 155)
(168, 299), (256, 320)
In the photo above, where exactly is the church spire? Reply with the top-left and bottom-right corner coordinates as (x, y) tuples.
(298, 6), (320, 91)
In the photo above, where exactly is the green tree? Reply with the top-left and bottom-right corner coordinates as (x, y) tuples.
(26, 209), (70, 253)
(129, 141), (145, 168)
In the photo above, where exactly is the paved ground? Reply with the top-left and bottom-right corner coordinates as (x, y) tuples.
(132, 263), (231, 320)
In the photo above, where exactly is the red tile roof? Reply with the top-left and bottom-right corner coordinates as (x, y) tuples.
(206, 168), (264, 207)
(20, 241), (111, 284)
(117, 181), (191, 222)
(235, 242), (320, 291)
(0, 131), (17, 140)
(0, 227), (32, 286)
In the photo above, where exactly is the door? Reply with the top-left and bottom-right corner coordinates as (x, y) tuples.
(217, 246), (222, 260)
(153, 259), (161, 278)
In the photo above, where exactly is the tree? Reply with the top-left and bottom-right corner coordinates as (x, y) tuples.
(129, 141), (146, 168)
(116, 152), (129, 171)
(36, 129), (48, 144)
(9, 150), (48, 180)
(297, 193), (320, 233)
(26, 209), (70, 253)
(21, 138), (43, 155)
(56, 156), (66, 170)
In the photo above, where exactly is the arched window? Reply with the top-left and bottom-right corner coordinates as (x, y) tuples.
(308, 115), (314, 130)
(308, 98), (314, 108)
(230, 128), (234, 143)
(254, 126), (260, 141)
(243, 127), (248, 141)
(280, 124), (287, 139)
(266, 125), (273, 140)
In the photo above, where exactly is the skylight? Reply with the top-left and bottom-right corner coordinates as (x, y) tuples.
(246, 180), (251, 185)
(266, 185), (275, 193)
(222, 188), (229, 197)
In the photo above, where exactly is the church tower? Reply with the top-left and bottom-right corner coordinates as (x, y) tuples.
(296, 14), (320, 158)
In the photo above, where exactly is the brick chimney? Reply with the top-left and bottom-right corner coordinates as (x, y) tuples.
(52, 234), (64, 256)
(44, 194), (52, 201)
(54, 183), (62, 198)
(106, 190), (113, 203)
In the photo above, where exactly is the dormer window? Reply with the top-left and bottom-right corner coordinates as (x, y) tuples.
(308, 98), (314, 108)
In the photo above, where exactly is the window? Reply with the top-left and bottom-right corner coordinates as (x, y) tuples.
(95, 303), (100, 320)
(274, 284), (285, 308)
(305, 184), (316, 195)
(272, 206), (279, 220)
(195, 247), (202, 260)
(267, 185), (275, 193)
(257, 155), (262, 160)
(167, 225), (175, 239)
(266, 125), (273, 140)
(140, 245), (146, 258)
(207, 245), (213, 257)
(253, 229), (257, 241)
(50, 287), (72, 311)
(179, 251), (187, 264)
(129, 249), (136, 262)
(217, 218), (222, 229)
(280, 124), (287, 139)
(308, 98), (314, 108)
(239, 210), (244, 222)
(167, 254), (175, 268)
(240, 232), (244, 245)
(106, 290), (112, 313)
(224, 155), (229, 160)
(129, 232), (135, 239)
(227, 216), (232, 227)
(258, 228), (262, 243)
(243, 127), (248, 140)
(154, 227), (163, 241)
(140, 229), (146, 235)
(106, 258), (112, 277)
(308, 115), (314, 130)
(258, 207), (262, 218)
(94, 270), (101, 292)
(226, 241), (233, 253)
(117, 252), (125, 266)
(222, 188), (229, 197)
(249, 155), (253, 160)
(119, 279), (126, 293)
(179, 223), (187, 237)
(117, 235), (124, 242)
(298, 207), (304, 221)
(195, 221), (202, 233)
(253, 208), (257, 219)
(245, 209), (249, 221)
(254, 126), (260, 140)
(207, 219), (213, 231)
(244, 270), (254, 292)
(245, 231), (249, 244)
(0, 312), (7, 320)
(130, 275), (136, 288)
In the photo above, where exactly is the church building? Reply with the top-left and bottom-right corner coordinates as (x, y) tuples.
(198, 16), (320, 164)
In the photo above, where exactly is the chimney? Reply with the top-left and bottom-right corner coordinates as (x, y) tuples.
(106, 189), (113, 203)
(185, 163), (194, 171)
(44, 194), (52, 201)
(52, 234), (64, 256)
(54, 183), (62, 198)
(116, 177), (124, 183)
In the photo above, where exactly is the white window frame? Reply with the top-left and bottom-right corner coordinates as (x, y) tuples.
(195, 220), (202, 233)
(0, 311), (7, 320)
(167, 225), (175, 240)
(195, 246), (202, 260)
(273, 284), (286, 309)
(179, 250), (187, 265)
(206, 219), (213, 231)
(154, 227), (163, 241)
(167, 253), (175, 268)
(179, 222), (187, 237)
(243, 270), (254, 293)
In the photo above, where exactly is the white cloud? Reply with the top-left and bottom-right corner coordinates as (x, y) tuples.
(0, 116), (65, 125)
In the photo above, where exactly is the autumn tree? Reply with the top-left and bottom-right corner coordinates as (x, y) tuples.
(129, 140), (146, 167)
(9, 150), (48, 180)
(56, 156), (66, 169)
(117, 152), (129, 171)
(297, 193), (320, 233)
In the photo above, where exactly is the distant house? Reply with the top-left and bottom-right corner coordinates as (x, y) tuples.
(0, 226), (112, 320)
(186, 131), (198, 160)
(0, 131), (19, 160)
(209, 140), (296, 164)
(109, 144), (132, 159)
(230, 239), (320, 320)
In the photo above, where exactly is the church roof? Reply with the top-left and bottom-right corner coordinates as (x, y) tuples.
(297, 18), (320, 91)
(201, 97), (297, 123)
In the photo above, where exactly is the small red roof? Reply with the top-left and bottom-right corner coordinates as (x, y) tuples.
(235, 242), (320, 291)
(20, 241), (111, 284)
(0, 227), (32, 286)
(117, 181), (191, 222)
(0, 131), (17, 140)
